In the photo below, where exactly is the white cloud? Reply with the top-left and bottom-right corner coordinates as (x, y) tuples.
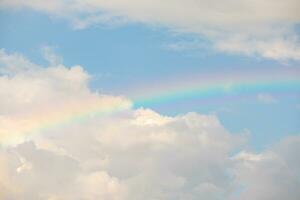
(257, 93), (278, 104)
(0, 49), (39, 75)
(0, 48), (131, 146)
(1, 0), (300, 60)
(0, 50), (299, 199)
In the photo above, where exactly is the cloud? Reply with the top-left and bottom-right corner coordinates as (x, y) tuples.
(41, 45), (63, 66)
(257, 93), (278, 104)
(1, 0), (300, 60)
(0, 49), (299, 199)
(0, 48), (131, 146)
(233, 135), (300, 200)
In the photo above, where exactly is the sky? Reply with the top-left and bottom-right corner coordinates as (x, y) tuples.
(0, 1), (300, 199)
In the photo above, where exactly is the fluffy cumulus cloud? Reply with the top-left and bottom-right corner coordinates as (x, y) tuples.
(1, 0), (300, 60)
(0, 49), (299, 199)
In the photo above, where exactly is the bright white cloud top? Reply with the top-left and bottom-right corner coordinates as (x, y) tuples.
(0, 50), (299, 199)
(1, 0), (300, 60)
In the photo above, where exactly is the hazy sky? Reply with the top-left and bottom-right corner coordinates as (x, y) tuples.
(0, 1), (300, 199)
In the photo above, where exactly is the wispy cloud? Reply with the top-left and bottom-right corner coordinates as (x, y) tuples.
(41, 45), (63, 66)
(257, 93), (278, 104)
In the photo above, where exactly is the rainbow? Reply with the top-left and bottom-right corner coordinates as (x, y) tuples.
(131, 67), (300, 107)
(133, 79), (300, 107)
(1, 67), (300, 146)
(1, 97), (132, 146)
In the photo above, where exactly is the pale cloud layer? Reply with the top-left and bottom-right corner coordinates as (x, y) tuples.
(257, 93), (278, 104)
(0, 49), (299, 199)
(1, 0), (300, 60)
